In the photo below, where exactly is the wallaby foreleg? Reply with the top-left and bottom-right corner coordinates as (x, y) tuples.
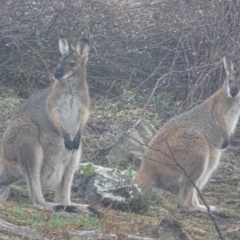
(178, 182), (218, 213)
(54, 147), (82, 204)
(53, 147), (99, 216)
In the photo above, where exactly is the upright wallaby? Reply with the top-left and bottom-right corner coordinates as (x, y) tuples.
(0, 37), (97, 215)
(133, 57), (240, 213)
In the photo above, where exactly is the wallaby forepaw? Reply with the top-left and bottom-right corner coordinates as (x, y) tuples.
(64, 133), (74, 151)
(72, 131), (81, 150)
(64, 140), (77, 152)
(64, 133), (80, 152)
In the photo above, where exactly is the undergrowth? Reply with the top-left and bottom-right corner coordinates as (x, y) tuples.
(0, 88), (239, 239)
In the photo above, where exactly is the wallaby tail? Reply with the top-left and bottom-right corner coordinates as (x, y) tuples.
(0, 164), (22, 202)
(0, 164), (21, 186)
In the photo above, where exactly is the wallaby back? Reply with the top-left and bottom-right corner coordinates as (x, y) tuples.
(0, 38), (97, 216)
(133, 57), (240, 214)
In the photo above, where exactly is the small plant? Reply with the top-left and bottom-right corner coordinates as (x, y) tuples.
(142, 191), (163, 205)
(126, 164), (134, 178)
(80, 163), (96, 180)
(153, 91), (173, 108)
(106, 155), (116, 169)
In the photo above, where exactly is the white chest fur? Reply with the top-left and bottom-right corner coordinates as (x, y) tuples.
(226, 101), (240, 134)
(58, 84), (81, 140)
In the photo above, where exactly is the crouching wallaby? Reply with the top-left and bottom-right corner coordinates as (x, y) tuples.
(0, 37), (98, 216)
(133, 57), (240, 214)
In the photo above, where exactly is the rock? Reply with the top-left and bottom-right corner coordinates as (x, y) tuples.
(72, 163), (148, 213)
(0, 186), (11, 202)
(106, 119), (156, 170)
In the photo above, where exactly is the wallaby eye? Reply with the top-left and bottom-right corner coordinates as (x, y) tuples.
(69, 62), (76, 67)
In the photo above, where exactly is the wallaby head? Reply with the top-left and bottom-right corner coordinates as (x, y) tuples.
(54, 37), (89, 81)
(223, 56), (240, 98)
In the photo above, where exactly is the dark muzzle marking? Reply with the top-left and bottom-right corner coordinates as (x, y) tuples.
(230, 87), (239, 98)
(54, 69), (64, 79)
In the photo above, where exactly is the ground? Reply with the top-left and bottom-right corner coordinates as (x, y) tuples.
(0, 87), (239, 240)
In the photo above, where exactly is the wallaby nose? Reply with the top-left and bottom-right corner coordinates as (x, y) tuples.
(54, 69), (63, 79)
(230, 88), (239, 98)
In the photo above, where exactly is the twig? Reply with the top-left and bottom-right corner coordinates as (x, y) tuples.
(0, 217), (43, 240)
(142, 72), (170, 111)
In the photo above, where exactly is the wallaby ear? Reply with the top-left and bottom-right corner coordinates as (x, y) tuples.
(76, 38), (90, 60)
(59, 37), (70, 55)
(223, 56), (234, 75)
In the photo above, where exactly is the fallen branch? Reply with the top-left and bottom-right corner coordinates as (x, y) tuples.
(0, 217), (43, 240)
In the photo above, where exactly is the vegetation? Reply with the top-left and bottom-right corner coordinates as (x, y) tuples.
(0, 0), (240, 239)
(80, 163), (96, 181)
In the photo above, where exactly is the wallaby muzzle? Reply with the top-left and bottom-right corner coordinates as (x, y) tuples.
(54, 68), (64, 80)
(230, 87), (239, 98)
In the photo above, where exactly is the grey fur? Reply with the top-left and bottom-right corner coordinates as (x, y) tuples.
(0, 38), (96, 215)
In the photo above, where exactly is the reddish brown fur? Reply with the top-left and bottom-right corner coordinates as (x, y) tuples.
(133, 57), (240, 213)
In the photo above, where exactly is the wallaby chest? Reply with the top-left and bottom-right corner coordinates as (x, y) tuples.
(226, 102), (240, 134)
(58, 85), (82, 139)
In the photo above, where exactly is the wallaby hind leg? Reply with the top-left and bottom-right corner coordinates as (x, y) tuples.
(21, 141), (68, 213)
(177, 147), (218, 213)
(21, 140), (45, 206)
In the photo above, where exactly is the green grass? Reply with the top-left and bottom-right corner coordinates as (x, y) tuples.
(44, 214), (100, 229)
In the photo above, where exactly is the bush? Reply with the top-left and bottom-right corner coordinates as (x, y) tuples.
(0, 0), (240, 108)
